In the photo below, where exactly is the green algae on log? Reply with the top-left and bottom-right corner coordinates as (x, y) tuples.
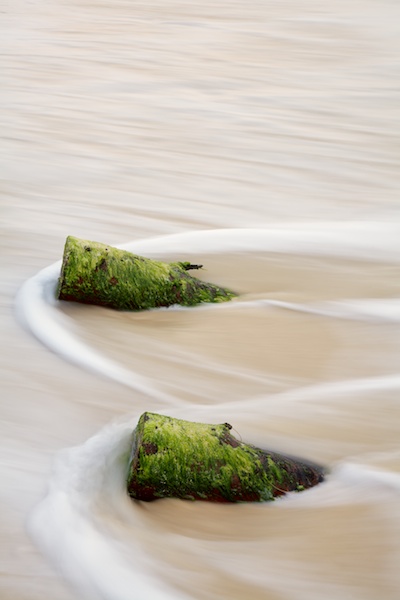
(127, 413), (324, 502)
(56, 236), (236, 311)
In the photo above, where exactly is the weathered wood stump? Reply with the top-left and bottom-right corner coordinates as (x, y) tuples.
(127, 413), (324, 502)
(57, 236), (235, 310)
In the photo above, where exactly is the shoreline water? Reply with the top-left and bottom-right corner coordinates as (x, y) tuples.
(2, 1), (400, 598)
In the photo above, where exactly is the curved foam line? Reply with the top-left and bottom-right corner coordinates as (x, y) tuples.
(179, 372), (400, 424)
(183, 296), (400, 323)
(28, 419), (188, 600)
(21, 226), (400, 600)
(336, 462), (400, 491)
(120, 223), (400, 263)
(15, 262), (180, 405)
(251, 298), (400, 323)
(16, 225), (400, 401)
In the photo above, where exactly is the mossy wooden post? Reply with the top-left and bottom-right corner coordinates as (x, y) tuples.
(57, 236), (235, 310)
(127, 413), (324, 502)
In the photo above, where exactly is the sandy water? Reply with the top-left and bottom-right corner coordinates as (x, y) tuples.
(2, 1), (400, 599)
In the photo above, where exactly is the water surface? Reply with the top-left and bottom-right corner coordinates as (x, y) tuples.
(2, 1), (400, 599)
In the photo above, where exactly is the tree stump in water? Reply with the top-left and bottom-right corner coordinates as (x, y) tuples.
(57, 236), (235, 310)
(127, 413), (324, 502)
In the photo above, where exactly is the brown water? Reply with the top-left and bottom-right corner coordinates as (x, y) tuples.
(2, 1), (400, 599)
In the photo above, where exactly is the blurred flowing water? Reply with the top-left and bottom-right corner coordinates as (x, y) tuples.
(1, 1), (400, 599)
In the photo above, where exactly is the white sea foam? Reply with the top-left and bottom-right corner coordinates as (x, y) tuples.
(120, 223), (400, 264)
(28, 418), (188, 600)
(27, 413), (400, 600)
(242, 298), (400, 323)
(5, 0), (400, 595)
(18, 224), (400, 600)
(335, 461), (400, 492)
(16, 224), (400, 399)
(186, 297), (400, 323)
(15, 262), (181, 405)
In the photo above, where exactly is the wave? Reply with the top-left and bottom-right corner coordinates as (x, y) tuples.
(28, 417), (189, 600)
(16, 224), (400, 397)
(28, 413), (400, 600)
(19, 224), (400, 600)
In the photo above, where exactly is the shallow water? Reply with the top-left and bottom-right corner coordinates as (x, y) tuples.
(2, 1), (400, 599)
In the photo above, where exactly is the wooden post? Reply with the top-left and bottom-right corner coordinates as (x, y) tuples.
(127, 413), (324, 502)
(57, 236), (235, 311)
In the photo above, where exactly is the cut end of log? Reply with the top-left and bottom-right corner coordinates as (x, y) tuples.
(127, 412), (324, 503)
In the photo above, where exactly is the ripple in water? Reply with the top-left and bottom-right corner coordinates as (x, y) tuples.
(18, 225), (400, 600)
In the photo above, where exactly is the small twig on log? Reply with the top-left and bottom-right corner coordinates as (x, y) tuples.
(181, 263), (203, 271)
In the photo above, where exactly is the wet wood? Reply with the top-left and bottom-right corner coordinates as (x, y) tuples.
(57, 236), (235, 310)
(127, 412), (324, 502)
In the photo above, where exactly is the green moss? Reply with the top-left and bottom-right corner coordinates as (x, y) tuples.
(127, 413), (274, 502)
(57, 236), (236, 311)
(127, 413), (324, 503)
